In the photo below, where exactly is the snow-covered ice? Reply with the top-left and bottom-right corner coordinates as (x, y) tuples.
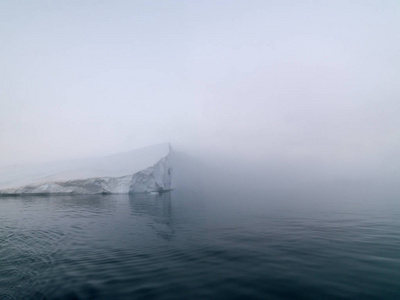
(0, 143), (172, 196)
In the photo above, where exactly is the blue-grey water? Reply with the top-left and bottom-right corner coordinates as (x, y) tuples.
(0, 189), (399, 299)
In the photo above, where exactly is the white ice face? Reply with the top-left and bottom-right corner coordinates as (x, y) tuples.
(0, 143), (172, 195)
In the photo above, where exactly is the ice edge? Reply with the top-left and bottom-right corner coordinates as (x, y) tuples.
(0, 146), (173, 196)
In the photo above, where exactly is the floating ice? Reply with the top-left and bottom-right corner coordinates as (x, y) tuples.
(0, 143), (172, 196)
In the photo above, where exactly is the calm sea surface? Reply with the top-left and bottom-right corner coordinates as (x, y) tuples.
(0, 189), (399, 299)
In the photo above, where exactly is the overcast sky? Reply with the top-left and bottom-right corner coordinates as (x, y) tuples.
(1, 1), (399, 173)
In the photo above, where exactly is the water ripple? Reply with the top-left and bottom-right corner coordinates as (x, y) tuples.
(0, 192), (400, 299)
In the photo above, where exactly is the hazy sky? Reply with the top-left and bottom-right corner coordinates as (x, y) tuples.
(1, 1), (399, 172)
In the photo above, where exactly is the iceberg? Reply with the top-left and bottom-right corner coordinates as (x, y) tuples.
(0, 143), (173, 196)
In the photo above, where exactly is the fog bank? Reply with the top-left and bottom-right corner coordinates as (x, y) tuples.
(1, 1), (399, 190)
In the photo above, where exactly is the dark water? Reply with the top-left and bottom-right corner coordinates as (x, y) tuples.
(0, 189), (399, 299)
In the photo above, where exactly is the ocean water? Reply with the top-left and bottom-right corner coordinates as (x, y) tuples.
(0, 189), (399, 299)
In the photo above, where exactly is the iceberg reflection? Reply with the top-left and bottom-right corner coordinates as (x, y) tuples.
(129, 192), (174, 240)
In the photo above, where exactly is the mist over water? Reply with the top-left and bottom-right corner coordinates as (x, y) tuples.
(1, 1), (400, 299)
(1, 0), (399, 202)
(173, 148), (399, 202)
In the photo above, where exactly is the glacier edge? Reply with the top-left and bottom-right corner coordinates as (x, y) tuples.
(0, 148), (173, 196)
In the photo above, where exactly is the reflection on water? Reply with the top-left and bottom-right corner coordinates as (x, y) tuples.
(129, 192), (174, 240)
(0, 192), (187, 299)
(0, 190), (400, 299)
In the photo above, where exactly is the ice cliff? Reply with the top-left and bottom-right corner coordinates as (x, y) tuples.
(0, 143), (173, 196)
